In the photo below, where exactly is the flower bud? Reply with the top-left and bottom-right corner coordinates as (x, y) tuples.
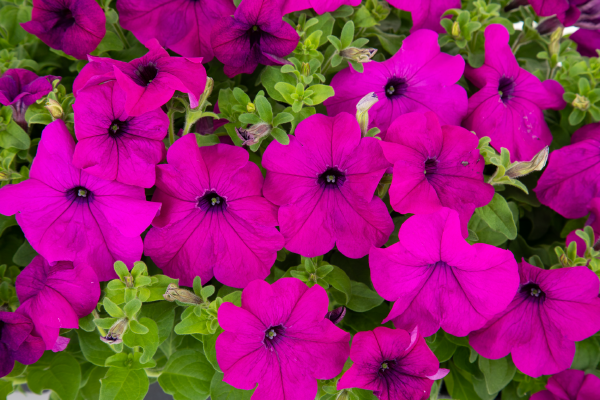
(100, 318), (128, 345)
(572, 94), (590, 111)
(193, 77), (214, 110)
(356, 92), (378, 137)
(246, 102), (256, 113)
(549, 26), (563, 56)
(301, 62), (310, 76)
(45, 98), (63, 119)
(163, 283), (203, 305)
(325, 307), (346, 325)
(235, 123), (272, 146)
(505, 146), (549, 178)
(451, 21), (461, 38)
(340, 47), (377, 63)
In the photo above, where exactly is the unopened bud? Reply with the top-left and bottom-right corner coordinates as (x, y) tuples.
(356, 92), (378, 137)
(572, 94), (590, 111)
(336, 390), (351, 400)
(45, 98), (63, 119)
(301, 62), (310, 76)
(235, 123), (272, 146)
(0, 171), (10, 181)
(163, 283), (203, 305)
(325, 307), (346, 325)
(505, 146), (549, 178)
(549, 27), (563, 56)
(451, 21), (461, 37)
(340, 47), (377, 63)
(100, 318), (128, 345)
(246, 102), (255, 113)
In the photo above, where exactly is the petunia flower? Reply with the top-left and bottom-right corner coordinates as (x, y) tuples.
(337, 327), (448, 400)
(21, 0), (106, 60)
(216, 278), (350, 400)
(280, 0), (361, 14)
(0, 69), (59, 130)
(72, 80), (169, 188)
(0, 311), (45, 378)
(117, 0), (236, 60)
(143, 134), (284, 288)
(386, 0), (461, 33)
(535, 123), (600, 219)
(469, 261), (600, 377)
(0, 120), (161, 281)
(380, 112), (494, 237)
(528, 0), (600, 33)
(324, 29), (467, 138)
(261, 112), (394, 259)
(530, 369), (600, 400)
(369, 208), (519, 337)
(571, 28), (600, 57)
(15, 255), (100, 351)
(210, 0), (300, 78)
(566, 198), (600, 256)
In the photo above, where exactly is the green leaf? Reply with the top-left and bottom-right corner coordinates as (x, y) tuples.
(270, 127), (289, 145)
(12, 239), (37, 267)
(103, 298), (124, 319)
(158, 349), (215, 400)
(428, 334), (457, 362)
(0, 380), (13, 400)
(261, 67), (296, 103)
(569, 108), (586, 125)
(307, 84), (335, 105)
(99, 367), (149, 400)
(0, 215), (17, 237)
(196, 134), (220, 147)
(104, 353), (156, 370)
(323, 265), (352, 304)
(94, 31), (124, 54)
(327, 35), (342, 51)
(174, 309), (211, 335)
(282, 106), (316, 134)
(272, 112), (294, 127)
(478, 356), (516, 394)
(238, 113), (261, 125)
(222, 291), (242, 307)
(274, 82), (297, 104)
(0, 120), (30, 150)
(79, 366), (108, 400)
(139, 301), (176, 345)
(28, 353), (81, 400)
(346, 281), (383, 312)
(444, 363), (481, 400)
(210, 372), (253, 400)
(475, 193), (518, 240)
(146, 275), (179, 302)
(340, 21), (355, 49)
(122, 317), (159, 364)
(77, 329), (116, 367)
(255, 96), (273, 124)
(123, 299), (142, 319)
(572, 336), (600, 370)
(129, 319), (149, 334)
(203, 327), (223, 372)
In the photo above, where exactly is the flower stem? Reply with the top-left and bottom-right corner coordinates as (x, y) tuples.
(168, 109), (176, 145)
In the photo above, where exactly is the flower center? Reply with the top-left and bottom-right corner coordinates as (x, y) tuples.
(520, 282), (545, 302)
(264, 325), (285, 350)
(249, 25), (262, 48)
(108, 120), (128, 139)
(54, 8), (75, 29)
(197, 190), (227, 212)
(378, 359), (396, 375)
(318, 167), (346, 188)
(135, 62), (159, 86)
(424, 157), (439, 176)
(498, 76), (516, 103)
(67, 186), (93, 203)
(384, 77), (408, 99)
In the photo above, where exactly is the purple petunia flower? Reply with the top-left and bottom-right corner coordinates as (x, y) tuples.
(370, 208), (519, 337)
(143, 134), (284, 288)
(72, 80), (169, 188)
(0, 69), (59, 130)
(530, 369), (600, 400)
(386, 0), (461, 33)
(216, 278), (350, 400)
(463, 24), (566, 162)
(280, 0), (361, 14)
(566, 198), (600, 256)
(380, 112), (494, 237)
(528, 0), (600, 32)
(21, 0), (106, 60)
(117, 0), (236, 60)
(0, 120), (161, 281)
(15, 255), (100, 351)
(469, 261), (600, 377)
(535, 123), (600, 219)
(210, 0), (300, 78)
(262, 112), (394, 259)
(571, 28), (600, 57)
(0, 311), (45, 378)
(337, 327), (448, 400)
(324, 29), (467, 138)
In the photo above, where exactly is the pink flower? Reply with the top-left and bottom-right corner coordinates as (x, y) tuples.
(337, 327), (448, 400)
(370, 208), (519, 337)
(143, 134), (284, 288)
(463, 24), (566, 162)
(262, 113), (394, 258)
(0, 120), (161, 281)
(324, 29), (467, 138)
(72, 80), (169, 188)
(469, 261), (600, 377)
(535, 123), (600, 219)
(15, 256), (100, 351)
(380, 112), (494, 237)
(531, 369), (600, 400)
(281, 0), (361, 14)
(571, 29), (600, 57)
(386, 0), (460, 33)
(566, 198), (600, 256)
(0, 311), (45, 378)
(216, 278), (350, 400)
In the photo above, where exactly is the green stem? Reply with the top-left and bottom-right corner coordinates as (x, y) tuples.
(168, 109), (176, 145)
(321, 52), (337, 75)
(113, 23), (130, 49)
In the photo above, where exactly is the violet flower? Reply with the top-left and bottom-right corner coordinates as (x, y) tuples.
(386, 0), (461, 33)
(0, 311), (45, 378)
(210, 0), (300, 78)
(324, 29), (468, 138)
(216, 278), (350, 400)
(529, 0), (600, 33)
(370, 208), (519, 337)
(571, 28), (600, 56)
(15, 256), (100, 351)
(143, 134), (284, 288)
(337, 327), (448, 400)
(469, 261), (600, 377)
(117, 0), (236, 60)
(531, 369), (600, 400)
(262, 113), (394, 259)
(21, 0), (106, 60)
(463, 24), (566, 162)
(380, 112), (494, 237)
(0, 120), (161, 281)
(72, 80), (169, 188)
(281, 0), (361, 14)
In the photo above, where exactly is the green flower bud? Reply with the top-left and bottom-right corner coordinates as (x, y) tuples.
(236, 123), (272, 146)
(572, 94), (590, 112)
(163, 283), (203, 305)
(45, 98), (63, 119)
(356, 92), (378, 137)
(505, 146), (549, 178)
(340, 47), (377, 63)
(100, 318), (128, 345)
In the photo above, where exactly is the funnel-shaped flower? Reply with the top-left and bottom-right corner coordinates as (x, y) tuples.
(530, 0), (600, 30)
(380, 112), (494, 237)
(469, 261), (600, 377)
(262, 112), (394, 258)
(0, 311), (45, 378)
(281, 0), (361, 14)
(387, 0), (461, 33)
(463, 24), (566, 162)
(571, 28), (600, 57)
(531, 369), (600, 400)
(210, 0), (300, 77)
(370, 208), (519, 337)
(21, 0), (106, 60)
(216, 278), (350, 400)
(338, 327), (448, 400)
(73, 80), (168, 188)
(325, 29), (467, 138)
(0, 120), (161, 281)
(143, 134), (284, 288)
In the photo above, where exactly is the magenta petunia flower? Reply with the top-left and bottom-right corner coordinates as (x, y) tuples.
(571, 28), (600, 57)
(463, 24), (566, 162)
(72, 80), (169, 188)
(216, 278), (350, 400)
(566, 198), (600, 256)
(15, 256), (100, 351)
(337, 327), (448, 400)
(143, 134), (284, 288)
(534, 123), (600, 219)
(531, 369), (600, 400)
(386, 0), (461, 33)
(380, 112), (494, 237)
(261, 112), (394, 258)
(21, 0), (106, 60)
(324, 29), (467, 138)
(0, 311), (45, 378)
(117, 0), (235, 60)
(370, 208), (519, 337)
(210, 0), (300, 78)
(0, 120), (161, 281)
(281, 0), (361, 14)
(469, 261), (600, 377)
(529, 0), (599, 27)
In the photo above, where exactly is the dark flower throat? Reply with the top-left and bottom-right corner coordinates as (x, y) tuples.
(108, 120), (128, 139)
(385, 77), (408, 99)
(248, 25), (262, 48)
(197, 190), (227, 212)
(520, 282), (545, 302)
(135, 62), (159, 86)
(264, 325), (285, 350)
(67, 186), (93, 203)
(318, 167), (346, 188)
(54, 8), (75, 29)
(498, 77), (516, 103)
